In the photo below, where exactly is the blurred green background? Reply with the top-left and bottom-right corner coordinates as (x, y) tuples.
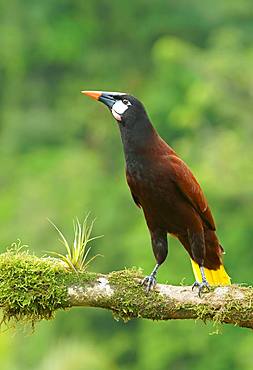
(1, 0), (253, 369)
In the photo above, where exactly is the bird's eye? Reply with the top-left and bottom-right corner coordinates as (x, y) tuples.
(123, 99), (130, 105)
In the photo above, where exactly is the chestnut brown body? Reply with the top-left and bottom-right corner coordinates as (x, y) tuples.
(125, 130), (222, 270)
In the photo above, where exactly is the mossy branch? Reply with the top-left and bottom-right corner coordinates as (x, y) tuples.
(0, 249), (252, 330)
(68, 274), (253, 329)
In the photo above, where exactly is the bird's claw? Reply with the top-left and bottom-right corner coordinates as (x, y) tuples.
(141, 274), (157, 293)
(192, 280), (210, 298)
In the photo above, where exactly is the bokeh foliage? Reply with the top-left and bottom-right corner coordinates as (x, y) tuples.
(0, 0), (253, 369)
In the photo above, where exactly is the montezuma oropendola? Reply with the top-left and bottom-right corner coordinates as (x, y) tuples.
(82, 90), (230, 296)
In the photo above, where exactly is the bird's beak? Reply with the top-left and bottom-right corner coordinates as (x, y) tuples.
(81, 90), (120, 109)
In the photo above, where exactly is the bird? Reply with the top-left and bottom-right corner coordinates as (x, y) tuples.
(81, 90), (231, 296)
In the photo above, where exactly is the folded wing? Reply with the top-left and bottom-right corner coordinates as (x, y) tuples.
(170, 155), (216, 231)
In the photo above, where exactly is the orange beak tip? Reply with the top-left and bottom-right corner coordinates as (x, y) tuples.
(81, 90), (102, 101)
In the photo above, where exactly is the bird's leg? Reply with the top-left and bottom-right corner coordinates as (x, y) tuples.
(141, 264), (160, 292)
(187, 227), (210, 297)
(141, 229), (168, 293)
(192, 266), (210, 297)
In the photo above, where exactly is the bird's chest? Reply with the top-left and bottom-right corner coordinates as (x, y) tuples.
(126, 158), (172, 202)
(127, 160), (148, 184)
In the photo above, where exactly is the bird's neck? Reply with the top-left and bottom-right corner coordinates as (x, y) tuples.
(118, 115), (177, 173)
(119, 119), (154, 156)
(118, 118), (174, 168)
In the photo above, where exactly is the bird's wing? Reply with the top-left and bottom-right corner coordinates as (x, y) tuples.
(170, 155), (216, 230)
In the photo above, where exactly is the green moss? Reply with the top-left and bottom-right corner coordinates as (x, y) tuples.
(178, 285), (253, 327)
(108, 268), (174, 322)
(109, 269), (253, 327)
(211, 286), (253, 325)
(0, 247), (96, 327)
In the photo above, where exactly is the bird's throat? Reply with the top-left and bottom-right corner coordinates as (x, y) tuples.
(119, 118), (156, 155)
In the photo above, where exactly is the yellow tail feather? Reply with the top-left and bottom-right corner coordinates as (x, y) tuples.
(190, 259), (231, 286)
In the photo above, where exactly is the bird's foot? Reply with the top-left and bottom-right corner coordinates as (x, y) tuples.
(192, 280), (210, 298)
(141, 274), (157, 293)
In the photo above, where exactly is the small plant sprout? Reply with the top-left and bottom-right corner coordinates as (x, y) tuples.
(48, 216), (103, 272)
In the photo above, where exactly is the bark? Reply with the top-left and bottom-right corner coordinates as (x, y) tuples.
(67, 272), (253, 330)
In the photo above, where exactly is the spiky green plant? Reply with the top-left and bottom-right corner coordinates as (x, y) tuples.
(48, 216), (102, 272)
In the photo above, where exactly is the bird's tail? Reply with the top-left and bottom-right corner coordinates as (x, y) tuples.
(190, 259), (231, 285)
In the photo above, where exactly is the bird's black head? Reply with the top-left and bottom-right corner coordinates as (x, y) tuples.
(81, 90), (149, 129)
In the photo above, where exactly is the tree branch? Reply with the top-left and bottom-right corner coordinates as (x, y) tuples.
(67, 270), (253, 330)
(0, 250), (252, 330)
